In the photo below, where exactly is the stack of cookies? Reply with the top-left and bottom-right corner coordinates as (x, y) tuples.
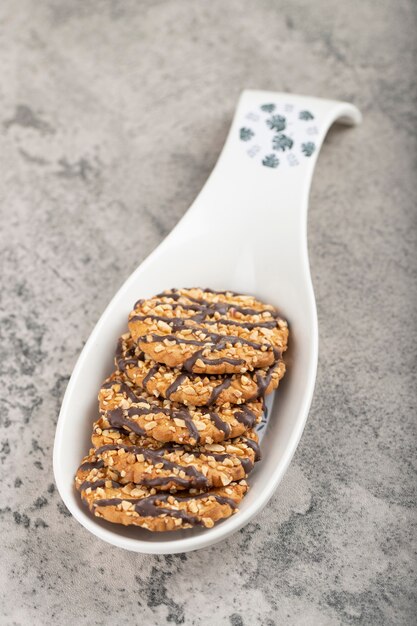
(75, 288), (288, 532)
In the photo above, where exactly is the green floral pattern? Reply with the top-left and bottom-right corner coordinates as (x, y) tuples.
(272, 133), (294, 151)
(301, 142), (316, 156)
(239, 102), (318, 169)
(260, 103), (276, 113)
(266, 114), (286, 132)
(299, 110), (314, 120)
(262, 154), (279, 168)
(240, 127), (255, 141)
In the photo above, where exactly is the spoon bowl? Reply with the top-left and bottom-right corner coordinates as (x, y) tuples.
(53, 90), (361, 553)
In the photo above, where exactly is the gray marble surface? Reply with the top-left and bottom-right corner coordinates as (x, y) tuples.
(1, 1), (416, 624)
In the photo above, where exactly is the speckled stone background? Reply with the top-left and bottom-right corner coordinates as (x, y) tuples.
(1, 1), (416, 624)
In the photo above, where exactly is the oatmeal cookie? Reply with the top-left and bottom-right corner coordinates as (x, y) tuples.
(116, 333), (286, 405)
(128, 288), (288, 374)
(75, 461), (247, 531)
(98, 374), (263, 445)
(92, 415), (260, 460)
(92, 416), (260, 455)
(80, 432), (256, 490)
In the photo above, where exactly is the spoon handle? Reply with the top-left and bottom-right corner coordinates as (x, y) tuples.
(185, 90), (361, 228)
(165, 90), (361, 293)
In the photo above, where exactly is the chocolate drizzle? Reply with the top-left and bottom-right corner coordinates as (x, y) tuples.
(173, 409), (201, 441)
(234, 405), (258, 428)
(183, 350), (244, 373)
(255, 366), (274, 396)
(101, 379), (141, 404)
(79, 459), (104, 471)
(165, 373), (188, 399)
(107, 408), (147, 437)
(207, 411), (231, 437)
(79, 479), (106, 491)
(79, 478), (121, 491)
(141, 365), (159, 387)
(241, 437), (261, 462)
(208, 378), (233, 404)
(246, 362), (281, 401)
(115, 337), (138, 372)
(94, 423), (126, 437)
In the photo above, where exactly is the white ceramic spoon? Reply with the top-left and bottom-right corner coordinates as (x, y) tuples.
(54, 90), (361, 554)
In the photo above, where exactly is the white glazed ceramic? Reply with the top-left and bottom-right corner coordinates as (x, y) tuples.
(53, 90), (361, 554)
